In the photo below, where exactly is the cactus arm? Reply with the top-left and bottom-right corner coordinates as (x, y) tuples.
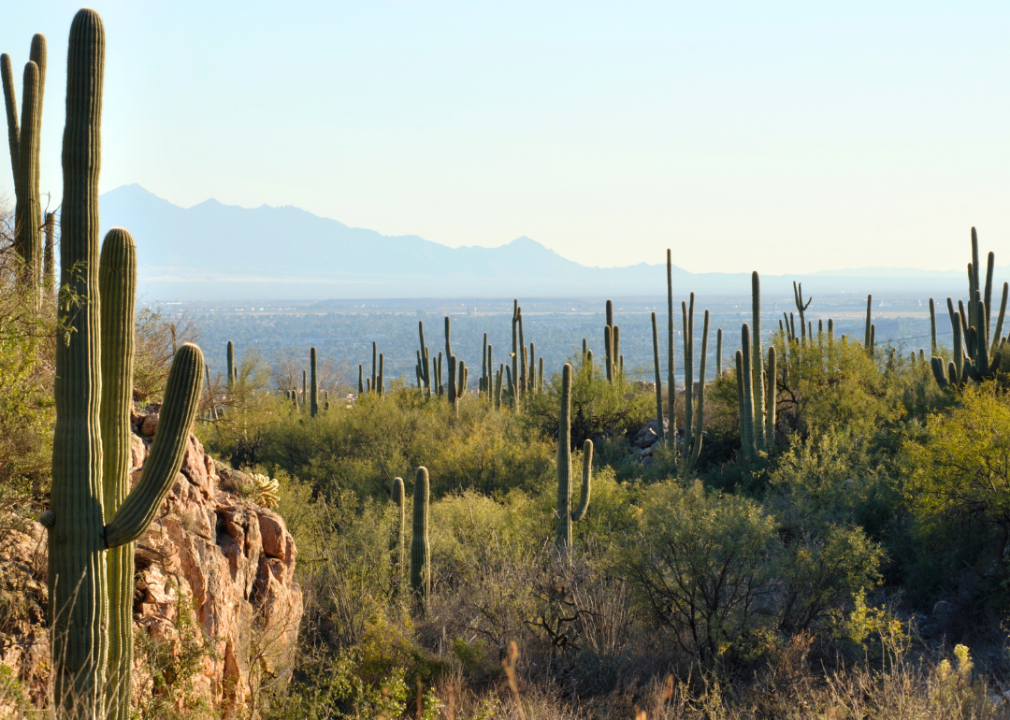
(971, 228), (980, 328)
(556, 364), (573, 549)
(571, 440), (593, 522)
(930, 357), (949, 388)
(518, 309), (526, 392)
(410, 467), (430, 612)
(99, 228), (137, 720)
(991, 283), (1008, 358)
(1, 54), (18, 185)
(16, 60), (42, 294)
(650, 312), (664, 442)
(688, 310), (710, 468)
(985, 251), (995, 342)
(104, 343), (203, 549)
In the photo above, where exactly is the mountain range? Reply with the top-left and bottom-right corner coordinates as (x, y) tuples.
(98, 184), (979, 301)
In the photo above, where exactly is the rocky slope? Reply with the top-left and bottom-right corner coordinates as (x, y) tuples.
(0, 410), (302, 714)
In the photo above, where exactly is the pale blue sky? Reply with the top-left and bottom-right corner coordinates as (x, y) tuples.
(3, 2), (1010, 273)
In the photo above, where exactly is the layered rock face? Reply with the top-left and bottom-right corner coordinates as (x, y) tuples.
(0, 411), (302, 714)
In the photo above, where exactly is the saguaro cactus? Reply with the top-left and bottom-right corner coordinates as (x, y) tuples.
(681, 296), (709, 471)
(44, 211), (55, 295)
(227, 340), (235, 390)
(650, 312), (665, 443)
(411, 467), (430, 612)
(3, 32), (47, 301)
(391, 477), (405, 573)
(310, 347), (318, 417)
(864, 295), (873, 354)
(555, 364), (592, 551)
(751, 272), (766, 450)
(792, 281), (812, 344)
(666, 250), (676, 446)
(47, 13), (204, 716)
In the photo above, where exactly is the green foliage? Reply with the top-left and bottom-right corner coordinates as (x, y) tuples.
(630, 480), (779, 665)
(254, 389), (554, 500)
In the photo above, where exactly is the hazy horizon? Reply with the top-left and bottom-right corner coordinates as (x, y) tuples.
(4, 2), (1010, 278)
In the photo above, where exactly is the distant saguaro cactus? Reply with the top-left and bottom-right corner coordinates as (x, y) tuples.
(555, 364), (592, 551)
(309, 347), (318, 417)
(411, 467), (430, 612)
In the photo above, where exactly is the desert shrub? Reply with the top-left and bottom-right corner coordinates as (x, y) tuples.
(522, 357), (654, 449)
(629, 480), (779, 666)
(257, 390), (554, 501)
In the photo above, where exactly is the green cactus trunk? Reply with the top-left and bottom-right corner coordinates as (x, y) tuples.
(735, 350), (750, 454)
(666, 250), (676, 447)
(765, 346), (776, 447)
(98, 229), (135, 720)
(410, 467), (430, 613)
(518, 309), (526, 393)
(682, 296), (694, 462)
(378, 352), (384, 396)
(650, 312), (665, 443)
(929, 298), (937, 357)
(227, 340), (235, 390)
(44, 211), (55, 296)
(716, 328), (723, 378)
(371, 341), (377, 394)
(687, 310), (710, 469)
(740, 324), (756, 457)
(556, 364), (592, 551)
(310, 347), (318, 417)
(358, 364), (364, 395)
(864, 295), (873, 352)
(511, 300), (519, 401)
(49, 14), (109, 710)
(495, 364), (503, 409)
(751, 272), (766, 450)
(48, 15), (205, 716)
(391, 477), (405, 576)
(3, 33), (46, 303)
(604, 324), (614, 383)
(538, 357), (544, 394)
(992, 283), (1009, 358)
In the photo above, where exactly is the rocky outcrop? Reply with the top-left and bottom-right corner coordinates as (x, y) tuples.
(0, 411), (302, 714)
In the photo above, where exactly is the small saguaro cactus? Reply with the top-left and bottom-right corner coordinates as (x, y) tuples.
(681, 295), (710, 471)
(309, 347), (318, 417)
(371, 341), (378, 394)
(358, 364), (364, 395)
(716, 328), (723, 378)
(555, 363), (592, 551)
(750, 272), (767, 450)
(666, 250), (677, 445)
(792, 281), (812, 344)
(411, 467), (431, 612)
(391, 477), (405, 573)
(929, 298), (937, 356)
(47, 12), (205, 715)
(378, 352), (385, 396)
(650, 312), (665, 443)
(227, 340), (235, 389)
(2, 32), (47, 302)
(864, 295), (873, 354)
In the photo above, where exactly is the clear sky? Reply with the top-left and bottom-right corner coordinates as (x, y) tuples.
(3, 2), (1010, 273)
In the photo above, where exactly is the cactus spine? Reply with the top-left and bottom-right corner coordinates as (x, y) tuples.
(411, 467), (430, 613)
(650, 312), (665, 443)
(556, 364), (592, 551)
(48, 14), (205, 715)
(310, 347), (318, 417)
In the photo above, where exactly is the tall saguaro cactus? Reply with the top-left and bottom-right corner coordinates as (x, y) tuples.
(555, 363), (592, 551)
(411, 467), (431, 613)
(666, 250), (676, 447)
(650, 312), (665, 443)
(309, 347), (318, 417)
(226, 340), (235, 390)
(2, 32), (46, 301)
(391, 477), (405, 574)
(47, 13), (204, 717)
(750, 272), (766, 449)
